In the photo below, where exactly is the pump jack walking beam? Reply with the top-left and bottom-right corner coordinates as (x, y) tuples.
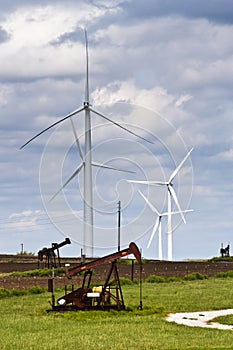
(66, 242), (141, 278)
(38, 238), (71, 268)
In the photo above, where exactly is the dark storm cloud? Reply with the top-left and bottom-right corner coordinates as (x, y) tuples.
(122, 0), (233, 24)
(50, 29), (84, 46)
(0, 26), (10, 43)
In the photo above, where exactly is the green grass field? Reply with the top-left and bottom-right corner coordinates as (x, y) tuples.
(1, 278), (233, 349)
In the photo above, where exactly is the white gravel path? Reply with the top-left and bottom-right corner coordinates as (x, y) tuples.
(166, 309), (233, 330)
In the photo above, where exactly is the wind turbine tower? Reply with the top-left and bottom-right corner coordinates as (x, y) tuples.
(83, 30), (93, 257)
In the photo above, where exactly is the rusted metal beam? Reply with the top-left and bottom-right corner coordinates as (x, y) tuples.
(66, 242), (141, 278)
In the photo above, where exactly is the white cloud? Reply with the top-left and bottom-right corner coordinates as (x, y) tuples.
(5, 209), (44, 232)
(0, 3), (121, 79)
(92, 80), (175, 110)
(175, 94), (192, 107)
(216, 148), (233, 162)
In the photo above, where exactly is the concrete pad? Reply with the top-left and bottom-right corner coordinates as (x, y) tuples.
(167, 309), (233, 330)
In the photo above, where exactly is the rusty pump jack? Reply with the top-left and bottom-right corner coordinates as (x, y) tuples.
(48, 242), (142, 312)
(38, 238), (71, 268)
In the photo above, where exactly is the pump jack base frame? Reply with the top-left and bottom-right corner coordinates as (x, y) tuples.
(48, 260), (126, 312)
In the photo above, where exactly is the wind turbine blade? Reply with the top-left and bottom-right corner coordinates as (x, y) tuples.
(84, 29), (89, 104)
(170, 209), (193, 215)
(89, 107), (153, 144)
(161, 209), (193, 216)
(92, 162), (135, 173)
(128, 180), (149, 184)
(20, 106), (85, 149)
(147, 217), (160, 248)
(70, 117), (84, 161)
(127, 180), (167, 185)
(50, 163), (84, 202)
(169, 148), (193, 183)
(168, 185), (186, 223)
(138, 190), (160, 215)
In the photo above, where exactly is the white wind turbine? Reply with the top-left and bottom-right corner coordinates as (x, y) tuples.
(128, 148), (193, 260)
(138, 190), (193, 260)
(20, 30), (151, 257)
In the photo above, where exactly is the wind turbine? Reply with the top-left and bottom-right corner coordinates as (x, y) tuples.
(138, 190), (193, 260)
(20, 30), (151, 257)
(128, 148), (193, 260)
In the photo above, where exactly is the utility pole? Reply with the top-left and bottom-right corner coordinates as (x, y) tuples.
(118, 201), (121, 252)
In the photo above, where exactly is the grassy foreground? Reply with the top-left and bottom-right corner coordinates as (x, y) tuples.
(1, 278), (233, 349)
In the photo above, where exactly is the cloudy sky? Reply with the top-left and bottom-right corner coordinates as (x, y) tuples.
(0, 0), (233, 260)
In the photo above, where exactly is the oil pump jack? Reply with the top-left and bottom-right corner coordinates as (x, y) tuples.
(38, 238), (71, 268)
(48, 242), (142, 312)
